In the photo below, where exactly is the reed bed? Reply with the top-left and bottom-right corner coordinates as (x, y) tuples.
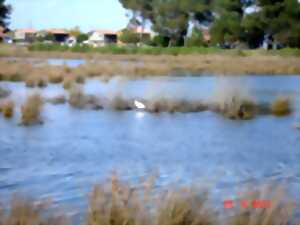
(63, 76), (75, 89)
(1, 54), (300, 85)
(21, 94), (44, 126)
(0, 177), (299, 225)
(68, 86), (102, 110)
(0, 195), (70, 225)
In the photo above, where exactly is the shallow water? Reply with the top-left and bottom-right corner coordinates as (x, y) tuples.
(0, 57), (86, 67)
(0, 75), (300, 217)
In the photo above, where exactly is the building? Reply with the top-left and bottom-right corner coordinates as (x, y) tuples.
(88, 30), (117, 47)
(47, 29), (70, 43)
(14, 28), (37, 43)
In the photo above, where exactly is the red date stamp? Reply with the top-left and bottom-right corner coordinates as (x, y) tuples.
(223, 199), (272, 209)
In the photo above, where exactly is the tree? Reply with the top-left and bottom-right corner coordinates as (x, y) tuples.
(242, 12), (265, 48)
(151, 0), (189, 46)
(185, 28), (204, 47)
(69, 26), (81, 37)
(0, 0), (11, 28)
(77, 33), (89, 43)
(242, 0), (300, 48)
(152, 35), (170, 47)
(44, 33), (55, 42)
(210, 0), (244, 46)
(119, 28), (140, 45)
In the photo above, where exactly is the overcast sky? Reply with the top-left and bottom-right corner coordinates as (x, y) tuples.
(6, 0), (130, 31)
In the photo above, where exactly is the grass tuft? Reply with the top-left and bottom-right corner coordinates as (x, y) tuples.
(0, 194), (70, 225)
(0, 177), (299, 225)
(49, 73), (63, 84)
(63, 77), (74, 89)
(25, 76), (36, 88)
(271, 97), (292, 116)
(21, 94), (44, 126)
(37, 77), (48, 88)
(0, 100), (14, 118)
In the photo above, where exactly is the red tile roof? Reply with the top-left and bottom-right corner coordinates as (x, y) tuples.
(47, 29), (69, 35)
(15, 28), (37, 34)
(92, 29), (117, 35)
(133, 27), (151, 34)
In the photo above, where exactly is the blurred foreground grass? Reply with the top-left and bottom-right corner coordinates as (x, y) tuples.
(0, 175), (299, 225)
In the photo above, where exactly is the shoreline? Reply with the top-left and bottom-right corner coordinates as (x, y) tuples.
(1, 45), (300, 80)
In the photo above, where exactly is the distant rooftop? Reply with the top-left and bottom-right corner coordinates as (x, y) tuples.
(47, 29), (69, 35)
(15, 28), (37, 33)
(92, 29), (117, 35)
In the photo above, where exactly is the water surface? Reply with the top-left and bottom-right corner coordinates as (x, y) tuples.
(0, 75), (300, 217)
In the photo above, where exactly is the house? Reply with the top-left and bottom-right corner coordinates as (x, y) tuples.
(88, 29), (117, 47)
(14, 28), (37, 43)
(133, 27), (152, 38)
(47, 29), (70, 43)
(66, 36), (77, 47)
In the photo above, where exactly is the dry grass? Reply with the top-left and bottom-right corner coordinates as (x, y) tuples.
(21, 94), (44, 126)
(48, 73), (64, 84)
(108, 95), (132, 111)
(143, 98), (207, 113)
(0, 195), (70, 225)
(271, 97), (292, 116)
(213, 98), (257, 120)
(0, 100), (14, 118)
(25, 76), (48, 88)
(1, 54), (300, 85)
(75, 74), (85, 84)
(68, 86), (102, 110)
(211, 78), (257, 120)
(225, 185), (298, 225)
(63, 77), (74, 89)
(1, 177), (299, 225)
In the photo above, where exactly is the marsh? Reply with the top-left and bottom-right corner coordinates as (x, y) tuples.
(0, 75), (300, 219)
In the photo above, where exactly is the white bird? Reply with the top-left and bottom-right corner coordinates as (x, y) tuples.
(134, 100), (146, 110)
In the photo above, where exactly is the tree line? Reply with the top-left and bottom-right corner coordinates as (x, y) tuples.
(119, 0), (300, 48)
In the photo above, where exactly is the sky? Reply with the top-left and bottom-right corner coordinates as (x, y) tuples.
(6, 0), (130, 32)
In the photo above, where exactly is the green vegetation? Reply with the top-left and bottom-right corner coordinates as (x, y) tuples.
(28, 43), (223, 55)
(119, 28), (140, 45)
(119, 0), (300, 48)
(21, 94), (44, 126)
(0, 0), (11, 28)
(76, 33), (89, 43)
(27, 43), (300, 56)
(185, 28), (205, 47)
